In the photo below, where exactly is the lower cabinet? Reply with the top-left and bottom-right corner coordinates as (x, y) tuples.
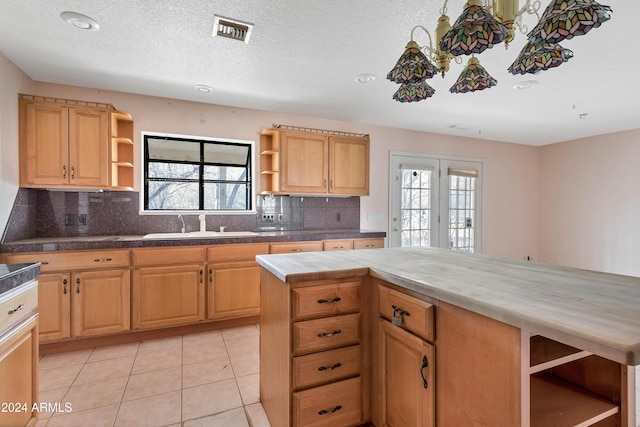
(2, 250), (131, 343)
(0, 281), (39, 427)
(377, 319), (434, 427)
(132, 264), (205, 330)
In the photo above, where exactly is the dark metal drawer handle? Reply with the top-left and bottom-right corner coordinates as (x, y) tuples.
(317, 329), (341, 338)
(420, 355), (429, 389)
(94, 258), (113, 262)
(318, 405), (342, 415)
(318, 363), (342, 371)
(8, 304), (24, 315)
(317, 297), (341, 304)
(392, 304), (411, 317)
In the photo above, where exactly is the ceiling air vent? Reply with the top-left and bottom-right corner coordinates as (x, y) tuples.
(213, 15), (253, 43)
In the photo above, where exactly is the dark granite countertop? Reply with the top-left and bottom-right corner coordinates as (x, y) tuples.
(0, 263), (40, 296)
(0, 229), (386, 253)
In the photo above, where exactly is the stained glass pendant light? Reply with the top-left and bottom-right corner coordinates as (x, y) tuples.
(508, 41), (574, 75)
(439, 0), (509, 56)
(527, 0), (612, 44)
(387, 41), (439, 84)
(450, 56), (497, 93)
(393, 80), (437, 102)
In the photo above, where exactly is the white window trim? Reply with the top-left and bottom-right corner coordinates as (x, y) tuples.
(139, 131), (257, 215)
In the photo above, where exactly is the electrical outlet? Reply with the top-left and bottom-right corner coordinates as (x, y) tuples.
(77, 214), (87, 226)
(262, 213), (274, 222)
(64, 214), (75, 226)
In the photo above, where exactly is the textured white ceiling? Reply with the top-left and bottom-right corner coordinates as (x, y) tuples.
(0, 0), (633, 146)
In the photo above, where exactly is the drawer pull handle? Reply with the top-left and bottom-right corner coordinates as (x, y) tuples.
(317, 297), (341, 304)
(8, 304), (24, 315)
(318, 363), (342, 371)
(62, 165), (67, 179)
(94, 258), (113, 262)
(41, 261), (49, 265)
(318, 405), (342, 415)
(420, 355), (429, 389)
(392, 304), (410, 317)
(291, 249), (302, 252)
(317, 329), (341, 338)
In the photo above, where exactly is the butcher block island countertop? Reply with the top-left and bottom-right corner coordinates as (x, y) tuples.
(257, 246), (640, 426)
(257, 246), (640, 366)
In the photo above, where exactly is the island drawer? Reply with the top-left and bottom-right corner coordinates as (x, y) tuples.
(0, 280), (38, 330)
(292, 345), (361, 390)
(292, 376), (362, 427)
(293, 313), (360, 355)
(3, 250), (130, 273)
(379, 285), (434, 342)
(292, 280), (360, 320)
(353, 238), (384, 250)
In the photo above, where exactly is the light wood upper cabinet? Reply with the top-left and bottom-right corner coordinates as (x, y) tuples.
(329, 135), (369, 195)
(260, 128), (370, 196)
(20, 99), (109, 189)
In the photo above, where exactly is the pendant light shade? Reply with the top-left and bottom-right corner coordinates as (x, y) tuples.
(439, 0), (508, 56)
(393, 80), (436, 102)
(527, 0), (612, 44)
(387, 41), (439, 84)
(450, 56), (497, 93)
(508, 41), (574, 75)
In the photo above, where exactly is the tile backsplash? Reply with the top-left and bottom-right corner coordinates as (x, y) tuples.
(2, 188), (360, 242)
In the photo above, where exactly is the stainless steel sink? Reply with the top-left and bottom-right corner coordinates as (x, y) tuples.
(142, 231), (260, 239)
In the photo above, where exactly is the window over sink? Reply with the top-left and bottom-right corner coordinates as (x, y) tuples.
(142, 133), (254, 212)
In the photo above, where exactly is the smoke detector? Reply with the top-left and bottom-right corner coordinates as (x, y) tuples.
(213, 15), (254, 43)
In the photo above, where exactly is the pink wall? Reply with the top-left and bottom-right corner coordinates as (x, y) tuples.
(539, 130), (640, 276)
(0, 51), (541, 262)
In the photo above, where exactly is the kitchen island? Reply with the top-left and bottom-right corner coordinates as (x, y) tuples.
(257, 246), (639, 426)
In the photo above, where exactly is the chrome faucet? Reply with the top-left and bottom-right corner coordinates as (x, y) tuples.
(178, 215), (186, 233)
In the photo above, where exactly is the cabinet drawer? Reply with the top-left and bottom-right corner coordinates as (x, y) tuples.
(353, 238), (384, 250)
(293, 313), (360, 355)
(269, 241), (323, 254)
(0, 281), (38, 330)
(4, 249), (130, 273)
(379, 285), (434, 342)
(292, 345), (360, 390)
(323, 240), (354, 251)
(293, 376), (362, 427)
(132, 247), (205, 266)
(293, 281), (360, 320)
(207, 243), (268, 262)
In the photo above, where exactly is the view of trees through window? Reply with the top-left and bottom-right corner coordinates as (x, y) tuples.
(143, 134), (252, 211)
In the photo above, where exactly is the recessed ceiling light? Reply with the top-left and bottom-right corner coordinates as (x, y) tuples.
(513, 80), (539, 90)
(355, 74), (376, 84)
(60, 11), (100, 31)
(194, 84), (214, 93)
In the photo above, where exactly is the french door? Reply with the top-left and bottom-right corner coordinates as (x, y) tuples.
(389, 153), (483, 252)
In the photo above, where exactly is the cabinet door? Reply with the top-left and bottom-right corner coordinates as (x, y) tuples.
(38, 273), (71, 343)
(22, 102), (69, 186)
(72, 269), (131, 337)
(378, 319), (434, 427)
(329, 136), (369, 195)
(0, 314), (38, 427)
(68, 107), (109, 187)
(132, 265), (205, 329)
(280, 131), (328, 194)
(207, 261), (260, 320)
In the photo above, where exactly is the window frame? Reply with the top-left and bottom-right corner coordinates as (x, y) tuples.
(140, 132), (256, 214)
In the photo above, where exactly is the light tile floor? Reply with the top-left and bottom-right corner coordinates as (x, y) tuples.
(35, 325), (272, 427)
